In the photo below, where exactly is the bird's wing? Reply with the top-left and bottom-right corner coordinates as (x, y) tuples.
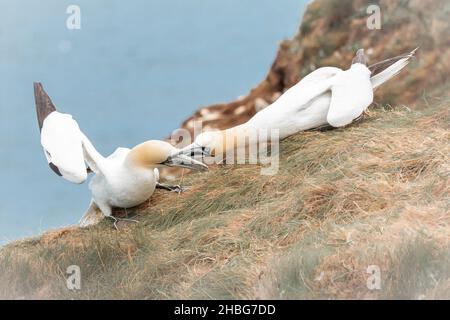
(107, 147), (130, 161)
(79, 131), (108, 176)
(40, 112), (88, 183)
(35, 82), (89, 183)
(274, 67), (342, 110)
(35, 82), (107, 179)
(34, 82), (56, 131)
(250, 67), (342, 131)
(327, 65), (374, 127)
(368, 48), (418, 78)
(370, 48), (417, 90)
(298, 67), (343, 86)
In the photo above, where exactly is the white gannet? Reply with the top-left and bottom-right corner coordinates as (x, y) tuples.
(34, 83), (208, 227)
(182, 48), (417, 159)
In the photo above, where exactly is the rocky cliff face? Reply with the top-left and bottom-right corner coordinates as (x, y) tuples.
(176, 0), (449, 136)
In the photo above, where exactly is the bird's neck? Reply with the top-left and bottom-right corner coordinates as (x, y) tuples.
(211, 122), (266, 156)
(125, 146), (157, 171)
(350, 63), (371, 75)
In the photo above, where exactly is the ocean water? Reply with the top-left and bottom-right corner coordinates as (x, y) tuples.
(0, 0), (306, 245)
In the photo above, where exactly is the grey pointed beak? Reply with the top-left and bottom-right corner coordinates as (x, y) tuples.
(34, 82), (56, 131)
(352, 49), (367, 66)
(161, 154), (208, 171)
(177, 143), (212, 158)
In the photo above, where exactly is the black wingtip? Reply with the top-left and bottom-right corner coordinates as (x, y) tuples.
(34, 82), (57, 131)
(49, 162), (62, 176)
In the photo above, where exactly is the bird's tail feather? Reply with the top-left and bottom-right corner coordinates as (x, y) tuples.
(370, 48), (418, 90)
(79, 200), (104, 227)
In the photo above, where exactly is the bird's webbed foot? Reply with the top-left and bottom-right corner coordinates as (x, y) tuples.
(156, 182), (186, 193)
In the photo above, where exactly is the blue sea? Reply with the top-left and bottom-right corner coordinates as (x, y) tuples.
(0, 0), (307, 245)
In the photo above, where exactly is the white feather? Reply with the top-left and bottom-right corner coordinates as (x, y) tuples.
(40, 111), (87, 183)
(371, 57), (410, 90)
(327, 63), (373, 127)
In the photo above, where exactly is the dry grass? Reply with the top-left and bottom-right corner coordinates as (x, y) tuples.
(0, 93), (449, 299)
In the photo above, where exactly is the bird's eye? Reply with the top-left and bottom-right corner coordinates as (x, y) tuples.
(45, 150), (52, 159)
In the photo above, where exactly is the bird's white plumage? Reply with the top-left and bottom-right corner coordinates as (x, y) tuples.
(40, 111), (87, 183)
(327, 63), (373, 127)
(297, 66), (342, 86)
(370, 56), (411, 90)
(245, 67), (341, 138)
(78, 157), (159, 227)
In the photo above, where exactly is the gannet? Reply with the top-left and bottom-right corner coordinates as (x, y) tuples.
(34, 83), (208, 227)
(182, 48), (417, 159)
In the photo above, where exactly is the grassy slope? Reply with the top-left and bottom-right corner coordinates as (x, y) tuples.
(1, 91), (449, 299)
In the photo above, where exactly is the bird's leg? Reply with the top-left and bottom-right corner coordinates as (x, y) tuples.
(105, 215), (120, 230)
(106, 213), (138, 230)
(156, 182), (186, 193)
(121, 208), (139, 224)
